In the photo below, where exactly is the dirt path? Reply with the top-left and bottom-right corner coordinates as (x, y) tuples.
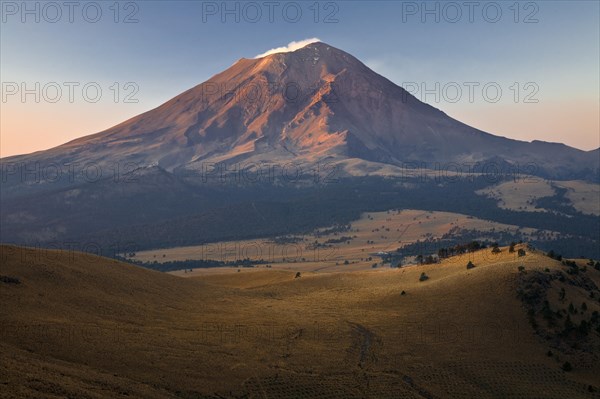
(347, 322), (377, 369)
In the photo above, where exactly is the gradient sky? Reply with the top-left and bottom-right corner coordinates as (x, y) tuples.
(1, 0), (599, 157)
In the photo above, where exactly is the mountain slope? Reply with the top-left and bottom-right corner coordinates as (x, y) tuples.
(2, 42), (598, 182)
(1, 244), (599, 398)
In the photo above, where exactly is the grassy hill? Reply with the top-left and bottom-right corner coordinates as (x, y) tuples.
(1, 244), (599, 398)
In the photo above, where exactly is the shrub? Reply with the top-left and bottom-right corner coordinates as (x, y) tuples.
(546, 350), (553, 357)
(0, 275), (21, 284)
(509, 242), (516, 253)
(518, 265), (525, 272)
(466, 261), (475, 269)
(566, 267), (579, 276)
(564, 315), (574, 331)
(547, 250), (563, 261)
(295, 272), (301, 279)
(424, 255), (436, 264)
(578, 320), (590, 336)
(518, 249), (526, 257)
(419, 272), (429, 282)
(491, 245), (501, 254)
(562, 362), (572, 372)
(541, 301), (554, 323)
(559, 288), (566, 301)
(401, 290), (406, 296)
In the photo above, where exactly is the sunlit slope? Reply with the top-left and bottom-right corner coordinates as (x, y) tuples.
(1, 244), (598, 398)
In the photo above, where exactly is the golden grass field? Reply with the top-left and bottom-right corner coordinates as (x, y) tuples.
(1, 243), (599, 398)
(131, 209), (561, 275)
(476, 179), (600, 215)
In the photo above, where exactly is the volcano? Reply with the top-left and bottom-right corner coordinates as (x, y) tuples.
(3, 41), (598, 181)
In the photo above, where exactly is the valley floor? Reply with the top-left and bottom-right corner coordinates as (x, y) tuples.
(131, 209), (561, 276)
